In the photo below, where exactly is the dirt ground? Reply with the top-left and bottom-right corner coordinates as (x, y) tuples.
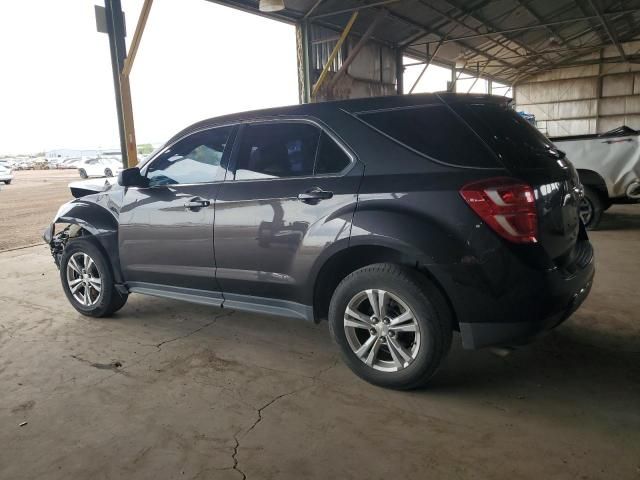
(0, 170), (76, 251)
(0, 171), (639, 479)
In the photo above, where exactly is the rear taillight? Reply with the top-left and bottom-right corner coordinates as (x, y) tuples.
(460, 177), (538, 244)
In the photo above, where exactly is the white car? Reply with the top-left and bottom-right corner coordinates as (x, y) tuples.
(0, 165), (14, 184)
(77, 158), (123, 179)
(553, 126), (640, 228)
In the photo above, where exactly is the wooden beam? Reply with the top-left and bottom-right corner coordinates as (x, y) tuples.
(119, 74), (138, 168)
(311, 11), (358, 98)
(326, 11), (384, 93)
(122, 0), (153, 77)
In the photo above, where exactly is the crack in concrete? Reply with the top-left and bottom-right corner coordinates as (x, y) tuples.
(70, 354), (124, 371)
(155, 310), (235, 350)
(231, 436), (244, 480)
(229, 360), (339, 479)
(232, 388), (304, 480)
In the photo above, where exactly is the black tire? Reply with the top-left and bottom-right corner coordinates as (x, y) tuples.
(79, 169), (88, 179)
(329, 263), (452, 390)
(59, 237), (128, 317)
(104, 168), (113, 177)
(4, 180), (10, 185)
(580, 186), (603, 230)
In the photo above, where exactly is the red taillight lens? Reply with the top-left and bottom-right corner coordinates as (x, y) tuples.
(460, 177), (538, 244)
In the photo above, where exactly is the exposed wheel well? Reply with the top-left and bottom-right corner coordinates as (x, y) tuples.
(312, 245), (456, 328)
(52, 223), (123, 284)
(577, 169), (609, 202)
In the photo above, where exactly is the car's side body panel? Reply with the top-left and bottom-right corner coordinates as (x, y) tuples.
(118, 183), (221, 292)
(213, 116), (364, 308)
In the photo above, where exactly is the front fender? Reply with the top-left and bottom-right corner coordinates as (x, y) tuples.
(52, 198), (119, 235)
(47, 198), (123, 283)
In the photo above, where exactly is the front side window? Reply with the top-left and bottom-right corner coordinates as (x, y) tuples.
(146, 126), (232, 186)
(235, 123), (321, 180)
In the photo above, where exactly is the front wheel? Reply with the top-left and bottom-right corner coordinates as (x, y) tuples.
(4, 180), (10, 185)
(104, 168), (113, 177)
(60, 237), (128, 317)
(79, 169), (88, 179)
(329, 263), (452, 390)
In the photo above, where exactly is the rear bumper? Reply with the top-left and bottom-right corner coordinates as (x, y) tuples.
(458, 270), (593, 349)
(429, 230), (596, 350)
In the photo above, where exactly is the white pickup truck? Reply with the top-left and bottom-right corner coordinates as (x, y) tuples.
(552, 126), (640, 229)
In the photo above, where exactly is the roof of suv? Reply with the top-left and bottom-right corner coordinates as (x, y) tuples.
(168, 93), (511, 145)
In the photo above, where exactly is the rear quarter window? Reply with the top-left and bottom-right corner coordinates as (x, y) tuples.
(450, 103), (558, 169)
(357, 105), (500, 168)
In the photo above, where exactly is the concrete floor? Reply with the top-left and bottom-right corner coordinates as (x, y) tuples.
(1, 206), (639, 480)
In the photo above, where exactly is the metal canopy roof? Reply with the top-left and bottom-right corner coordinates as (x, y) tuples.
(209, 0), (640, 83)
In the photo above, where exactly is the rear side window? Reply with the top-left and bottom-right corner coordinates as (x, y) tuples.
(315, 132), (351, 174)
(357, 105), (499, 168)
(450, 103), (557, 169)
(234, 122), (351, 180)
(235, 123), (320, 180)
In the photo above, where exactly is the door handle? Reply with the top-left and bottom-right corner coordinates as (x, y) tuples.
(183, 199), (210, 210)
(298, 188), (333, 202)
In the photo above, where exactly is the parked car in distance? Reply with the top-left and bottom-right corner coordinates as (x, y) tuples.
(0, 164), (14, 184)
(77, 157), (123, 178)
(0, 158), (17, 169)
(552, 126), (640, 229)
(57, 158), (83, 170)
(44, 93), (594, 389)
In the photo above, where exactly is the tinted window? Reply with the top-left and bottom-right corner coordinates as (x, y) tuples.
(358, 105), (498, 168)
(451, 103), (557, 169)
(235, 123), (320, 180)
(147, 126), (232, 186)
(314, 132), (351, 174)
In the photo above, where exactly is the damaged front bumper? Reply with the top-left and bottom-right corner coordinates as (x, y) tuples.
(43, 224), (79, 268)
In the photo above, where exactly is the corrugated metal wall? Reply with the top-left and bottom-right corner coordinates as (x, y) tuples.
(514, 40), (640, 137)
(307, 24), (396, 101)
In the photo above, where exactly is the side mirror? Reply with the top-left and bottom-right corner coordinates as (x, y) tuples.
(118, 167), (148, 188)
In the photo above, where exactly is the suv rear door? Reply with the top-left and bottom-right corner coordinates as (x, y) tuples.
(118, 125), (235, 298)
(213, 120), (362, 313)
(449, 101), (583, 261)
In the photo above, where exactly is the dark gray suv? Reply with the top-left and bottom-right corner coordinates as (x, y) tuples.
(44, 93), (594, 389)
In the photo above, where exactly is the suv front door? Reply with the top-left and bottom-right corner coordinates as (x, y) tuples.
(119, 125), (235, 300)
(213, 120), (362, 315)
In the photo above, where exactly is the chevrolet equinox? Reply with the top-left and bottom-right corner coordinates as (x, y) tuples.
(44, 93), (594, 389)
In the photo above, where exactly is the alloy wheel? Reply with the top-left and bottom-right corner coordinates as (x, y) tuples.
(343, 289), (421, 372)
(66, 252), (102, 307)
(579, 197), (593, 225)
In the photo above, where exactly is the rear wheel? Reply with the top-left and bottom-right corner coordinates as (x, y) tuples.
(60, 238), (128, 317)
(104, 168), (113, 177)
(580, 186), (603, 230)
(329, 263), (452, 390)
(4, 180), (10, 185)
(79, 169), (88, 179)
